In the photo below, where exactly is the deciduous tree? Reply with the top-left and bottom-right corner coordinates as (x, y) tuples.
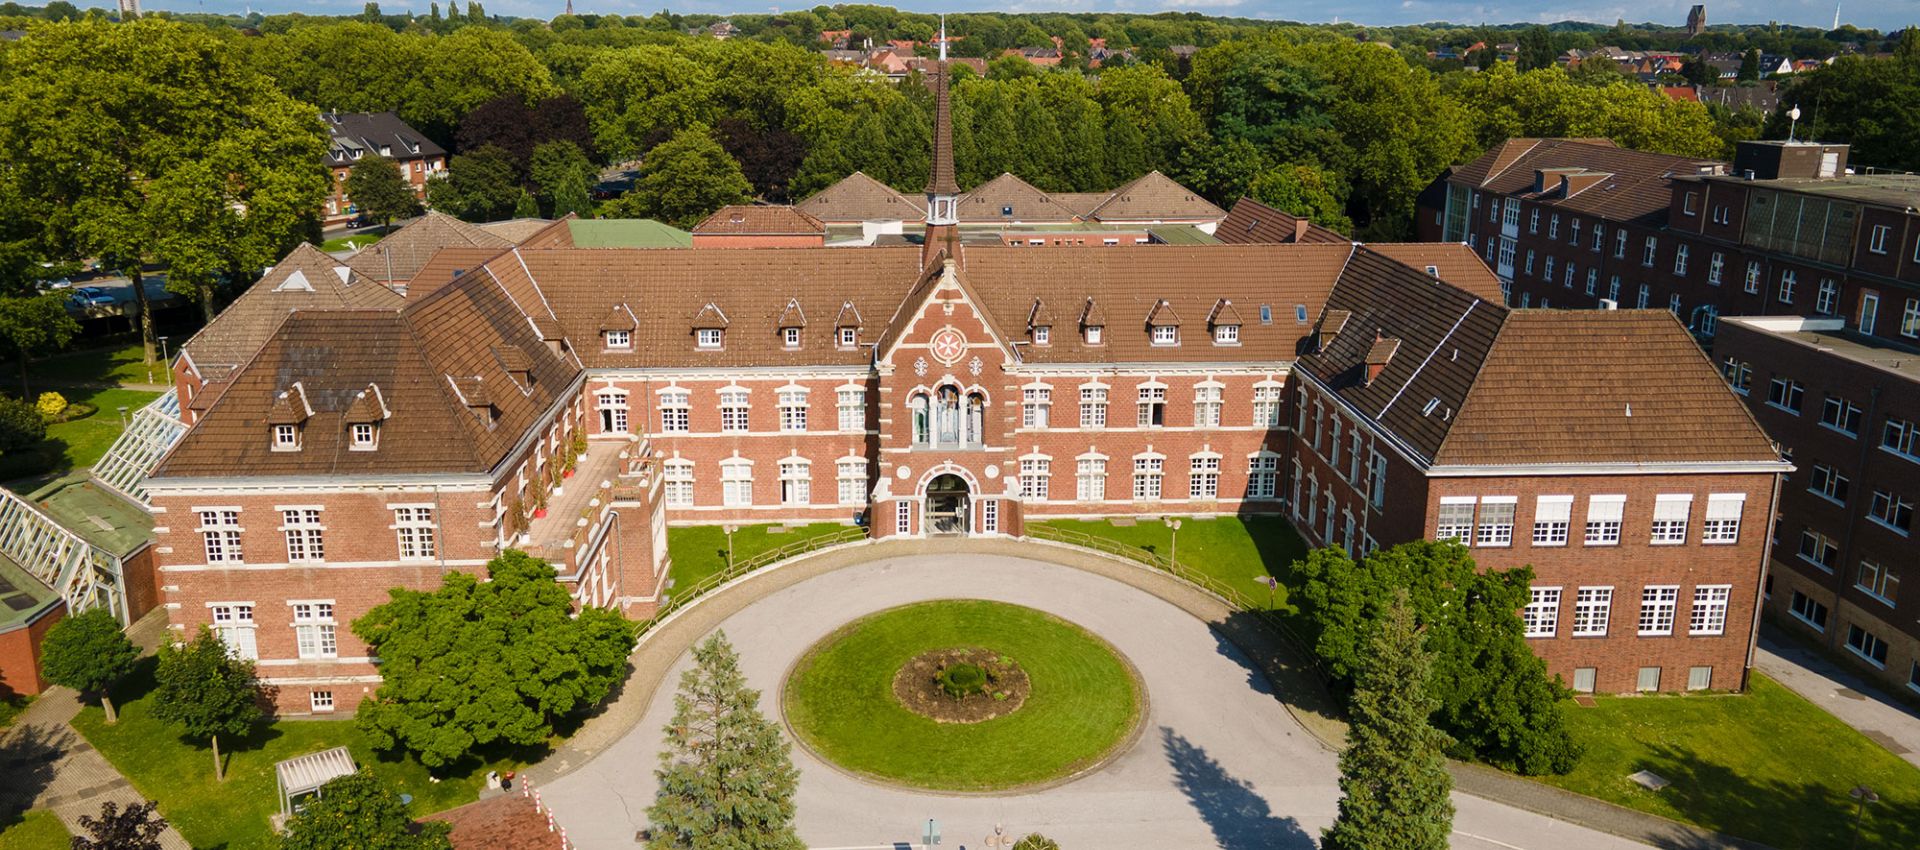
(1517, 25), (1556, 72)
(529, 140), (595, 217)
(281, 770), (454, 850)
(346, 155), (423, 228)
(1320, 592), (1454, 850)
(647, 632), (803, 850)
(73, 800), (167, 850)
(38, 607), (139, 724)
(151, 627), (262, 782)
(353, 550), (632, 768)
(426, 145), (520, 223)
(0, 293), (79, 396)
(601, 128), (751, 229)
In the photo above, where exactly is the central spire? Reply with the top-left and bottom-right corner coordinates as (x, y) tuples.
(922, 15), (960, 269)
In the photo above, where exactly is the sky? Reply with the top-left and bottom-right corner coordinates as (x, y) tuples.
(145, 0), (1918, 34)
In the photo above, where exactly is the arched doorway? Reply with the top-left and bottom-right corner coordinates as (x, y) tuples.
(925, 474), (970, 535)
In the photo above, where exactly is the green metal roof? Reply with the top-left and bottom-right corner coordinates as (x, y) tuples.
(0, 553), (60, 633)
(566, 219), (692, 249)
(29, 476), (154, 558)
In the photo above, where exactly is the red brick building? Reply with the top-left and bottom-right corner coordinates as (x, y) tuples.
(322, 112), (446, 227)
(146, 66), (1786, 716)
(1715, 316), (1920, 695)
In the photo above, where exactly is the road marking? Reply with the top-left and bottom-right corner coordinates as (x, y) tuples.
(1452, 830), (1531, 850)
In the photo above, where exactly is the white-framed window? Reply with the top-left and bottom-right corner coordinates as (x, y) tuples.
(1608, 275), (1621, 302)
(1543, 255), (1555, 281)
(1084, 324), (1104, 345)
(664, 460), (695, 507)
(273, 424), (300, 451)
(1778, 270), (1797, 304)
(1870, 490), (1913, 534)
(1613, 229), (1627, 258)
(1020, 457), (1050, 501)
(1194, 384), (1223, 428)
(209, 604), (257, 660)
(1723, 357), (1753, 393)
(1132, 455), (1164, 499)
(1821, 395), (1863, 436)
(1708, 252), (1724, 285)
(721, 460), (753, 507)
(777, 389), (808, 432)
(1249, 454), (1278, 500)
(1137, 385), (1167, 427)
(1524, 587), (1561, 638)
(1744, 260), (1762, 293)
(310, 690), (335, 713)
(605, 329), (631, 349)
(1669, 293), (1682, 316)
(200, 509), (243, 564)
(1214, 324), (1239, 344)
(1475, 497), (1516, 547)
(981, 499), (998, 533)
(1079, 385), (1107, 428)
(782, 326), (801, 349)
(1250, 384), (1282, 428)
(1800, 530), (1840, 571)
(1847, 624), (1890, 668)
(1592, 223), (1604, 251)
(1548, 213), (1560, 239)
(1366, 451), (1387, 508)
(696, 328), (724, 349)
(1584, 495), (1624, 545)
(1076, 457), (1106, 501)
(1572, 587), (1613, 637)
(720, 389), (750, 432)
(1689, 585), (1731, 635)
(896, 500), (911, 535)
(779, 458), (810, 505)
(1870, 224), (1891, 254)
(282, 509), (325, 563)
(1150, 324), (1178, 346)
(1702, 494), (1744, 543)
(350, 422), (377, 449)
(1650, 494), (1691, 545)
(1497, 237), (1515, 270)
(1022, 386), (1051, 429)
(1532, 495), (1572, 546)
(836, 459), (866, 505)
(1904, 298), (1920, 339)
(1789, 590), (1829, 630)
(1808, 463), (1849, 504)
(1856, 560), (1901, 606)
(837, 388), (865, 433)
(1642, 235), (1658, 266)
(660, 390), (690, 433)
(598, 390), (629, 434)
(1816, 278), (1839, 315)
(1436, 498), (1475, 543)
(1636, 284), (1651, 309)
(291, 602), (337, 659)
(1528, 208), (1539, 233)
(1767, 378), (1804, 413)
(1569, 217), (1581, 244)
(839, 326), (859, 348)
(1524, 249), (1534, 274)
(1884, 416), (1920, 459)
(1189, 455), (1220, 499)
(1673, 243), (1689, 275)
(394, 506), (435, 560)
(1032, 325), (1051, 345)
(1637, 585), (1679, 636)
(1683, 192), (1698, 215)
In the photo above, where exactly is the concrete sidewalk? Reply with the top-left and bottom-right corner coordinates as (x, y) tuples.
(1755, 629), (1920, 768)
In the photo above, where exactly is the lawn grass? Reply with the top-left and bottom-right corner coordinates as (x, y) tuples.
(1541, 673), (1920, 849)
(785, 600), (1140, 791)
(45, 387), (161, 468)
(0, 810), (70, 850)
(71, 659), (512, 850)
(0, 694), (30, 729)
(1032, 515), (1309, 612)
(664, 522), (857, 596)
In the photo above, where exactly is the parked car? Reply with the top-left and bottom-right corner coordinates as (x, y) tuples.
(67, 286), (115, 307)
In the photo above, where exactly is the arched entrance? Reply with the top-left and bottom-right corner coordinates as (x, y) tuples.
(924, 474), (970, 535)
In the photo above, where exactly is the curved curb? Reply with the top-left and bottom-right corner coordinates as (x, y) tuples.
(776, 599), (1152, 798)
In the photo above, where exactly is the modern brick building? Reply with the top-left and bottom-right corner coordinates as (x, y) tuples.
(144, 66), (1787, 716)
(1715, 316), (1919, 695)
(1419, 138), (1919, 349)
(322, 112), (446, 227)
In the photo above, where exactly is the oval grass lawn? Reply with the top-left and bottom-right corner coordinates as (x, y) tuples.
(783, 599), (1143, 792)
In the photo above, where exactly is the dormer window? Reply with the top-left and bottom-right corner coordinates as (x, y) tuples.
(697, 328), (724, 349)
(782, 327), (801, 349)
(1033, 325), (1051, 345)
(1151, 325), (1178, 346)
(838, 327), (858, 348)
(600, 329), (629, 350)
(351, 422), (378, 450)
(1085, 325), (1104, 345)
(1213, 324), (1239, 344)
(273, 424), (300, 451)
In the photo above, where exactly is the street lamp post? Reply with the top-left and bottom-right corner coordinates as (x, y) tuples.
(1164, 517), (1182, 566)
(1848, 785), (1879, 850)
(1787, 105), (1803, 143)
(723, 524), (738, 572)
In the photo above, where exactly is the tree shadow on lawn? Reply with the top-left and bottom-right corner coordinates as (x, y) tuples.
(1632, 742), (1919, 850)
(0, 722), (64, 831)
(1162, 727), (1314, 850)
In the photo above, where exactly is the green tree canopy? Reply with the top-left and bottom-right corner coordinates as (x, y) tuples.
(352, 550), (633, 768)
(529, 140), (595, 218)
(1517, 25), (1555, 72)
(1320, 592), (1454, 850)
(280, 770), (454, 850)
(601, 127), (751, 228)
(39, 607), (139, 724)
(346, 155), (423, 227)
(647, 631), (803, 850)
(1249, 163), (1353, 234)
(1446, 63), (1725, 160)
(0, 292), (79, 396)
(151, 627), (262, 781)
(1296, 540), (1583, 775)
(426, 145), (521, 223)
(73, 800), (167, 850)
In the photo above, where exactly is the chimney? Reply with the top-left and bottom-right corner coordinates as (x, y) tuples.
(1292, 219), (1311, 242)
(1364, 331), (1400, 387)
(1599, 298), (1619, 310)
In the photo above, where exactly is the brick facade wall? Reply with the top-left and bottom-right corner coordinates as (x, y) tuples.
(324, 155), (444, 226)
(0, 602), (65, 697)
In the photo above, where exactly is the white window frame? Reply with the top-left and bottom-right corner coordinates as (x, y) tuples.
(1475, 496), (1516, 547)
(1532, 495), (1572, 546)
(1689, 585), (1731, 635)
(1524, 587), (1561, 638)
(199, 509), (244, 564)
(281, 508), (325, 563)
(1020, 456), (1051, 502)
(1650, 494), (1692, 545)
(291, 601), (338, 660)
(720, 389), (751, 433)
(605, 329), (631, 349)
(837, 387), (865, 433)
(1189, 454), (1220, 499)
(393, 506), (436, 561)
(1584, 495), (1624, 546)
(721, 460), (754, 507)
(659, 389), (690, 434)
(779, 458), (811, 506)
(1076, 457), (1106, 502)
(1637, 585), (1679, 636)
(696, 328), (724, 349)
(837, 459), (867, 506)
(1702, 493), (1744, 544)
(1079, 385), (1108, 429)
(1132, 454), (1164, 500)
(1022, 385), (1052, 429)
(1572, 586), (1613, 637)
(1194, 383), (1223, 428)
(664, 460), (695, 507)
(778, 387), (809, 433)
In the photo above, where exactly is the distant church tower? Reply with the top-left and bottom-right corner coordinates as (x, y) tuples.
(117, 0), (140, 18)
(564, 0), (573, 14)
(922, 16), (960, 270)
(1686, 5), (1707, 37)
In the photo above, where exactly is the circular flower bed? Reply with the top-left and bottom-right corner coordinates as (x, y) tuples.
(784, 599), (1143, 792)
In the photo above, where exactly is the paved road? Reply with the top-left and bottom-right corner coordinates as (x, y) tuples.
(543, 554), (1648, 850)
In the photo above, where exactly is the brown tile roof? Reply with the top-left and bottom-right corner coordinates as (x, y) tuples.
(1436, 310), (1781, 466)
(1214, 198), (1348, 245)
(346, 212), (514, 283)
(1088, 171), (1226, 223)
(436, 794), (561, 850)
(154, 266), (581, 478)
(925, 63), (960, 195)
(1049, 193), (1111, 218)
(956, 173), (1080, 223)
(404, 247), (518, 299)
(476, 218), (557, 243)
(795, 172), (925, 223)
(691, 205), (826, 236)
(181, 243), (405, 380)
(1445, 138), (1717, 227)
(1368, 243), (1505, 304)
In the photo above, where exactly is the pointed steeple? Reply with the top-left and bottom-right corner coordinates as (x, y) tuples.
(921, 15), (960, 270)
